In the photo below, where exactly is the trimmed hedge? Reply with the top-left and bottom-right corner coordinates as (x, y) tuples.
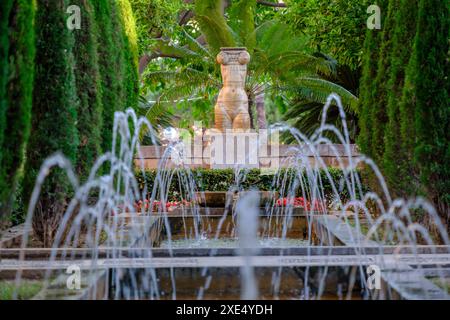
(135, 168), (365, 202)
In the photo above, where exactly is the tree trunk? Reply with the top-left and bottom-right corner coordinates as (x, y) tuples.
(248, 94), (255, 129)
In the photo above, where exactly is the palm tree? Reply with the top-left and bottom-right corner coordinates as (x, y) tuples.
(282, 64), (360, 143)
(135, 92), (175, 145)
(141, 0), (358, 130)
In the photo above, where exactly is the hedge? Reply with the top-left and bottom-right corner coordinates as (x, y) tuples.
(135, 168), (366, 203)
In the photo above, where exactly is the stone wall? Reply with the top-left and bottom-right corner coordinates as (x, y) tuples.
(134, 143), (360, 170)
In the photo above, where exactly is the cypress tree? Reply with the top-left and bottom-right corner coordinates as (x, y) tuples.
(72, 0), (103, 180)
(383, 0), (419, 197)
(0, 0), (36, 218)
(24, 0), (79, 246)
(117, 0), (139, 109)
(358, 0), (388, 157)
(0, 0), (12, 166)
(409, 0), (449, 219)
(93, 0), (139, 154)
(369, 0), (398, 164)
(93, 1), (125, 153)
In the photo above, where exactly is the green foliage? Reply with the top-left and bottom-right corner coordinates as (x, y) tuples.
(383, 0), (419, 197)
(93, 1), (122, 153)
(117, 0), (139, 109)
(72, 0), (103, 180)
(408, 0), (449, 215)
(369, 0), (398, 164)
(94, 0), (139, 153)
(194, 0), (236, 55)
(129, 0), (188, 55)
(359, 0), (449, 220)
(0, 0), (12, 166)
(0, 281), (42, 300)
(358, 0), (388, 157)
(135, 168), (363, 202)
(228, 0), (257, 53)
(0, 0), (36, 217)
(284, 0), (369, 69)
(283, 65), (360, 143)
(141, 8), (355, 131)
(23, 0), (79, 246)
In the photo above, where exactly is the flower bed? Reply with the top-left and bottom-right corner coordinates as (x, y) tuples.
(275, 197), (326, 211)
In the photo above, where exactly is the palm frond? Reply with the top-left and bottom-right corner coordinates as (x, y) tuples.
(252, 50), (335, 81)
(227, 0), (257, 53)
(277, 77), (359, 111)
(182, 30), (214, 60)
(255, 21), (311, 56)
(194, 0), (236, 54)
(136, 94), (174, 144)
(282, 100), (359, 144)
(147, 39), (203, 61)
(145, 68), (215, 85)
(281, 65), (361, 143)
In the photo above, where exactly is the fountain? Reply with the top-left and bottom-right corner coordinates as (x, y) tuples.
(1, 49), (449, 300)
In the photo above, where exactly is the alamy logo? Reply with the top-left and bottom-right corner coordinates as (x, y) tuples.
(66, 5), (81, 30)
(66, 264), (81, 290)
(367, 4), (381, 30)
(367, 265), (381, 290)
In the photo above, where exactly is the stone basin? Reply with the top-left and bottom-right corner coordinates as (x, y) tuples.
(194, 191), (278, 208)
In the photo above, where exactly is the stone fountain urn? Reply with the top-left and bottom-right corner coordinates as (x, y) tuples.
(214, 47), (251, 132)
